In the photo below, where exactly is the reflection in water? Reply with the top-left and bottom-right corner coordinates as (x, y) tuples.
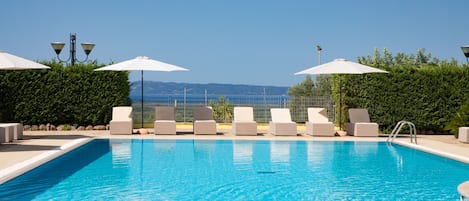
(194, 140), (216, 153)
(233, 141), (254, 169)
(154, 139), (176, 152)
(270, 141), (290, 163)
(306, 141), (336, 170)
(354, 141), (378, 155)
(307, 141), (324, 168)
(387, 144), (404, 171)
(194, 140), (217, 163)
(109, 139), (131, 166)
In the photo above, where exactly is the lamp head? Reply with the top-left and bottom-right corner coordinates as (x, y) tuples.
(81, 43), (95, 55)
(316, 45), (322, 52)
(461, 46), (469, 58)
(50, 42), (65, 55)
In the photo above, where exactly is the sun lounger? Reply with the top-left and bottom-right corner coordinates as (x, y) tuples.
(269, 108), (297, 136)
(193, 106), (217, 135)
(0, 123), (22, 142)
(110, 106), (133, 135)
(232, 107), (257, 136)
(346, 108), (379, 137)
(305, 108), (335, 136)
(458, 127), (469, 143)
(0, 123), (23, 141)
(154, 106), (177, 135)
(0, 124), (13, 143)
(13, 123), (23, 140)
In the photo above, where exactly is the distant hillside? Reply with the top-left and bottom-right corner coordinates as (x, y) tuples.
(130, 81), (289, 96)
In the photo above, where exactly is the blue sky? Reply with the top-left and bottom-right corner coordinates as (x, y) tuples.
(1, 0), (468, 87)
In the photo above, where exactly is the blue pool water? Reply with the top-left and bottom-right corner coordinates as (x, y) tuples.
(1, 139), (468, 200)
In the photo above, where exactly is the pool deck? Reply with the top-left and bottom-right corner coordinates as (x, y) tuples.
(1, 126), (469, 185)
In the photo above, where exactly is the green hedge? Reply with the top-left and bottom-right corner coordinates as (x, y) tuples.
(339, 65), (469, 134)
(0, 61), (131, 125)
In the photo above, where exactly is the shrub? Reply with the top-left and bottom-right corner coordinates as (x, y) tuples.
(445, 100), (469, 138)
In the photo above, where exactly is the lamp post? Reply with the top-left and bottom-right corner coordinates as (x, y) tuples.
(316, 45), (322, 65)
(461, 46), (469, 63)
(51, 33), (95, 66)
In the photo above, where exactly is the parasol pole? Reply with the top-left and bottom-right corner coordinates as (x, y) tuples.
(339, 75), (342, 131)
(141, 70), (144, 128)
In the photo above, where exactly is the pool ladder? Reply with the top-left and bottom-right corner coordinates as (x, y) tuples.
(387, 120), (417, 144)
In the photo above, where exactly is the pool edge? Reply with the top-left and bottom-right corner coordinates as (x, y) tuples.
(0, 137), (93, 185)
(394, 140), (469, 164)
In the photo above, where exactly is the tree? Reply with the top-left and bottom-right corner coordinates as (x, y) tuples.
(288, 75), (334, 122)
(288, 75), (315, 96)
(208, 96), (233, 123)
(316, 75), (332, 96)
(357, 48), (460, 68)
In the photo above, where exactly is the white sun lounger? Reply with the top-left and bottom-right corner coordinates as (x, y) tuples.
(110, 106), (133, 135)
(305, 108), (335, 136)
(232, 107), (257, 136)
(269, 108), (297, 136)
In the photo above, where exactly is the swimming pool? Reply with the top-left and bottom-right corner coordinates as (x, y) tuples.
(0, 139), (468, 200)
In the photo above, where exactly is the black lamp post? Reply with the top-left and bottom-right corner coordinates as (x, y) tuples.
(51, 33), (95, 66)
(461, 46), (469, 63)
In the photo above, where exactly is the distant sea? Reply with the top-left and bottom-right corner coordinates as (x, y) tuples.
(129, 81), (290, 105)
(130, 94), (290, 105)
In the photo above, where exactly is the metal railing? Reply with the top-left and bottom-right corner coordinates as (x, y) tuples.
(131, 94), (335, 124)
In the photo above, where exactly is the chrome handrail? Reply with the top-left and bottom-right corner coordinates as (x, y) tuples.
(387, 120), (417, 144)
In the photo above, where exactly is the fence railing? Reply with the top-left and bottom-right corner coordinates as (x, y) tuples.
(131, 94), (335, 124)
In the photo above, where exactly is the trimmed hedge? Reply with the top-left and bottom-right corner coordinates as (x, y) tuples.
(339, 65), (469, 134)
(0, 61), (131, 126)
